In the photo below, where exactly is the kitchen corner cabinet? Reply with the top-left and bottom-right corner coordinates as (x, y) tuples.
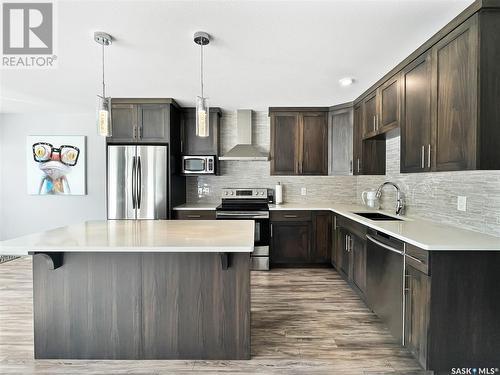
(328, 105), (353, 175)
(181, 108), (221, 156)
(352, 104), (385, 176)
(270, 210), (331, 266)
(362, 75), (400, 139)
(401, 12), (500, 172)
(109, 99), (177, 144)
(333, 216), (367, 297)
(270, 108), (328, 176)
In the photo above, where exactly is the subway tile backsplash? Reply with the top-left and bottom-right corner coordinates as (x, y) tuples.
(186, 111), (500, 237)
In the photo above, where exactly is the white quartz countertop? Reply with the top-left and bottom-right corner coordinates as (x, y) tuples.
(0, 220), (255, 256)
(173, 202), (500, 251)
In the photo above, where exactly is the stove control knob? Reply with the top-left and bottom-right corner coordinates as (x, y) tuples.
(230, 191), (234, 195)
(260, 191), (264, 195)
(224, 191), (228, 195)
(254, 191), (258, 195)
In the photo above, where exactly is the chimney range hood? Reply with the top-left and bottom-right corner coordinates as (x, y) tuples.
(219, 110), (269, 161)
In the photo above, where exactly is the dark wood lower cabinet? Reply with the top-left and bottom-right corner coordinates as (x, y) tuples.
(270, 221), (310, 265)
(404, 264), (430, 369)
(173, 210), (216, 220)
(351, 234), (367, 295)
(311, 212), (331, 263)
(270, 211), (331, 266)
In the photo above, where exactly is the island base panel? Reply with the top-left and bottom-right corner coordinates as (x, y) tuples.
(33, 252), (250, 360)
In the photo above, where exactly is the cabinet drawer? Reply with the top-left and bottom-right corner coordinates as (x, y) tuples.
(405, 244), (429, 275)
(271, 210), (311, 222)
(174, 210), (216, 220)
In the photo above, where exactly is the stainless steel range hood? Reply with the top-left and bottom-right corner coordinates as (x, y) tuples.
(219, 110), (269, 161)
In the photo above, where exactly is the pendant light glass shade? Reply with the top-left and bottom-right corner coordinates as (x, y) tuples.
(196, 96), (209, 137)
(97, 96), (112, 137)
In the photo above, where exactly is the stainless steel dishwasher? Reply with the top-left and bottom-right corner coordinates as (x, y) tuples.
(366, 229), (405, 345)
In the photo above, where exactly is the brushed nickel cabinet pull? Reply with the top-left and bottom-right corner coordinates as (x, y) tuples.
(427, 144), (431, 168)
(421, 145), (425, 169)
(187, 214), (201, 218)
(283, 214), (298, 218)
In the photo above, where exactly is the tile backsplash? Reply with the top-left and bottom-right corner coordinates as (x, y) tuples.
(186, 110), (500, 237)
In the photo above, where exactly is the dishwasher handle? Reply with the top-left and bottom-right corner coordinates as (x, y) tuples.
(366, 234), (404, 255)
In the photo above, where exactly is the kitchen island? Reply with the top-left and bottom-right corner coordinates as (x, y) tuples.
(0, 220), (254, 360)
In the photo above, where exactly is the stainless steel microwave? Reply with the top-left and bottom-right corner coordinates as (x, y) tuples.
(181, 155), (216, 175)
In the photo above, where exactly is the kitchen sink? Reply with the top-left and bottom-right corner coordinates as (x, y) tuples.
(353, 212), (403, 221)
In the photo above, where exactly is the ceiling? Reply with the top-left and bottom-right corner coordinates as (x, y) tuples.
(0, 0), (474, 114)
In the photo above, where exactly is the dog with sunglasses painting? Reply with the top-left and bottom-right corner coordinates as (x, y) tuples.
(32, 142), (80, 195)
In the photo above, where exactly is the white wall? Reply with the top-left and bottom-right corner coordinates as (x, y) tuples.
(0, 113), (107, 240)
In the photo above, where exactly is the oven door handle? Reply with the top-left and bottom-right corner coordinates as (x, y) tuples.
(216, 212), (270, 219)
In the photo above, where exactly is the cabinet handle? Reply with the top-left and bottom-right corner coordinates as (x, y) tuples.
(139, 125), (143, 139)
(357, 158), (360, 173)
(133, 126), (137, 139)
(421, 145), (425, 169)
(186, 214), (201, 218)
(405, 253), (425, 264)
(283, 214), (298, 218)
(349, 160), (353, 173)
(373, 116), (376, 132)
(427, 144), (431, 168)
(270, 223), (273, 238)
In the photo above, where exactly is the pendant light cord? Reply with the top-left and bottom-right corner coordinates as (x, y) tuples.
(200, 41), (204, 98)
(102, 43), (106, 98)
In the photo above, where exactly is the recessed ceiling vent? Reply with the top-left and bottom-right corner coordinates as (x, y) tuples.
(219, 110), (269, 161)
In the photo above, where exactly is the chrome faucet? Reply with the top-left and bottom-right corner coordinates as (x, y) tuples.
(376, 182), (405, 215)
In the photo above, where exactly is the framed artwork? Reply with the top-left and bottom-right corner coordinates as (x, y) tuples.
(26, 135), (86, 195)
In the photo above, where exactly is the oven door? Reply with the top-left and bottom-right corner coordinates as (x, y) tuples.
(215, 211), (270, 255)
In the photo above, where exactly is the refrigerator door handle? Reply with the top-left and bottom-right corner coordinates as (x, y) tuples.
(137, 156), (142, 209)
(132, 156), (137, 209)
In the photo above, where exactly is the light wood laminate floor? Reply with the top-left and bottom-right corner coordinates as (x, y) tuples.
(0, 257), (428, 374)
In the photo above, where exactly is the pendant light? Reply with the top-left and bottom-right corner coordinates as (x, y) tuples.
(194, 31), (210, 138)
(94, 32), (113, 137)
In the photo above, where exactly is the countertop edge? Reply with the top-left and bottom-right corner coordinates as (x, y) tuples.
(173, 203), (500, 251)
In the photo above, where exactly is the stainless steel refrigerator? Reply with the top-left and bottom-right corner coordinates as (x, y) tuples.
(107, 145), (168, 219)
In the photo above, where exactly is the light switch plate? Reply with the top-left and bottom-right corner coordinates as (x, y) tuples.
(301, 187), (307, 196)
(457, 196), (467, 211)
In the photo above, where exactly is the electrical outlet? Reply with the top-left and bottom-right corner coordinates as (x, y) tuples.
(301, 187), (307, 196)
(457, 196), (467, 211)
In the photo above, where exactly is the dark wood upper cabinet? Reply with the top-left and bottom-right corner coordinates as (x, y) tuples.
(270, 112), (300, 175)
(109, 104), (137, 142)
(379, 75), (400, 133)
(400, 52), (433, 173)
(109, 99), (177, 144)
(432, 15), (478, 172)
(301, 113), (328, 175)
(270, 109), (328, 176)
(362, 76), (400, 139)
(181, 108), (221, 156)
(328, 105), (353, 176)
(138, 104), (169, 142)
(352, 104), (363, 175)
(362, 92), (378, 139)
